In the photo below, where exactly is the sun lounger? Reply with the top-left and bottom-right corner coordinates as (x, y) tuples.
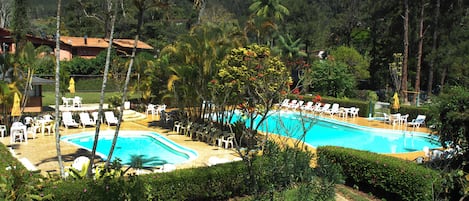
(62, 112), (80, 128)
(79, 112), (96, 127)
(315, 103), (331, 114)
(278, 99), (290, 108)
(408, 115), (426, 128)
(104, 111), (119, 126)
(324, 103), (340, 116)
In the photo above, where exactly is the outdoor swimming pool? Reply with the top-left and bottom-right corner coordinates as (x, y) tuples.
(229, 110), (440, 153)
(61, 131), (198, 167)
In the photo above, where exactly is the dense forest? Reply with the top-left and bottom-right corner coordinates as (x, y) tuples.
(1, 0), (468, 102)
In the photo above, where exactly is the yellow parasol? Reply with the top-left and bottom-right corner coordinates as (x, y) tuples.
(392, 92), (400, 110)
(11, 92), (21, 117)
(68, 77), (75, 95)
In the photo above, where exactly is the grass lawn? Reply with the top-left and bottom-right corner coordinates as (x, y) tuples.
(41, 91), (142, 106)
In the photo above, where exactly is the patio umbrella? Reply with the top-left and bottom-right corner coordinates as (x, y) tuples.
(392, 92), (400, 110)
(68, 77), (75, 95)
(11, 92), (21, 117)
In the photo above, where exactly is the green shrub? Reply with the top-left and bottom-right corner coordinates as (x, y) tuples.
(0, 143), (52, 200)
(43, 144), (335, 201)
(318, 146), (442, 201)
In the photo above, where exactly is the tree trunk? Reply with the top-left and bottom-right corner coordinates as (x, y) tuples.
(414, 0), (425, 105)
(401, 0), (409, 104)
(87, 0), (117, 177)
(54, 0), (65, 177)
(106, 0), (145, 168)
(427, 0), (439, 99)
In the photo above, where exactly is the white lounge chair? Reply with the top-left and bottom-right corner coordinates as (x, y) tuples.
(287, 100), (298, 109)
(300, 101), (314, 111)
(79, 112), (96, 127)
(91, 111), (103, 124)
(62, 112), (80, 128)
(104, 111), (119, 126)
(290, 100), (304, 110)
(408, 115), (426, 128)
(315, 103), (331, 114)
(325, 103), (340, 116)
(279, 99), (290, 108)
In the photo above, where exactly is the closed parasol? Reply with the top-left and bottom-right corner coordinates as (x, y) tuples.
(392, 92), (400, 110)
(11, 92), (21, 117)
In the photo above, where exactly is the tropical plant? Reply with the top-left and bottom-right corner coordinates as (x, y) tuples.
(162, 21), (243, 118)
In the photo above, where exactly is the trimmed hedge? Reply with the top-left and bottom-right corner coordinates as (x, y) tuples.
(44, 161), (248, 201)
(318, 146), (442, 201)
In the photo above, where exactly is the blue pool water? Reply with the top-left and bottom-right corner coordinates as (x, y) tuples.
(61, 131), (198, 167)
(228, 110), (440, 153)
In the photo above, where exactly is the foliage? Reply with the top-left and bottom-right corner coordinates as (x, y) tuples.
(214, 44), (290, 120)
(318, 146), (443, 201)
(429, 86), (469, 199)
(330, 46), (370, 81)
(43, 141), (338, 201)
(306, 59), (356, 98)
(0, 143), (53, 200)
(431, 86), (469, 151)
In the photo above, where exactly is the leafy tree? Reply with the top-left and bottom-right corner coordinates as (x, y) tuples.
(432, 86), (469, 157)
(330, 46), (370, 81)
(430, 86), (469, 200)
(306, 59), (356, 98)
(213, 44), (290, 194)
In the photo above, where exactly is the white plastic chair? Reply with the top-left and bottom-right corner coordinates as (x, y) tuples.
(146, 104), (157, 117)
(73, 96), (82, 107)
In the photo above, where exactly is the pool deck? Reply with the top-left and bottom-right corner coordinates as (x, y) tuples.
(0, 109), (432, 176)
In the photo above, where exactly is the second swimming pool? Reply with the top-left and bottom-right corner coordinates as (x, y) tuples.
(61, 131), (198, 167)
(228, 110), (440, 153)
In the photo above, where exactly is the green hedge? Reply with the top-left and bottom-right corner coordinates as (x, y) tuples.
(317, 146), (442, 201)
(44, 162), (247, 201)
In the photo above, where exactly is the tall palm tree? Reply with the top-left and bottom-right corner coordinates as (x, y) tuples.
(54, 0), (65, 177)
(105, 0), (167, 168)
(249, 0), (289, 21)
(88, 0), (118, 176)
(248, 0), (289, 46)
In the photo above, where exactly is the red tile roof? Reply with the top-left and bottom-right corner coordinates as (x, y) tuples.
(112, 39), (153, 49)
(60, 36), (109, 48)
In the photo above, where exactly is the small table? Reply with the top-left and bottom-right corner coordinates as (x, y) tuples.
(10, 124), (27, 143)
